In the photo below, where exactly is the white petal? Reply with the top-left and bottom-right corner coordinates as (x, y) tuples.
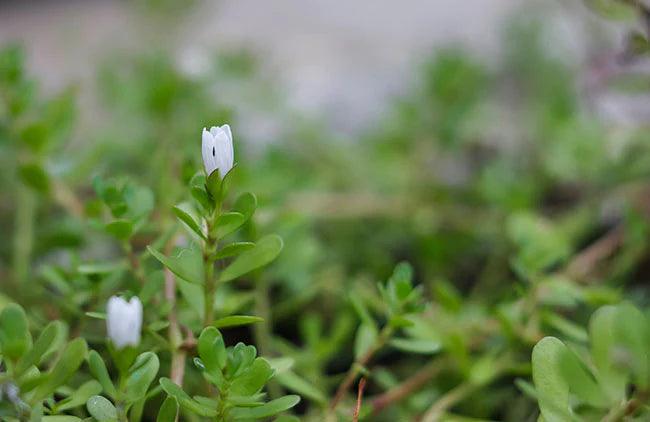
(221, 124), (234, 173)
(202, 128), (218, 176)
(210, 126), (224, 138)
(107, 296), (126, 348)
(127, 297), (143, 346)
(106, 296), (142, 349)
(214, 130), (229, 177)
(221, 124), (232, 142)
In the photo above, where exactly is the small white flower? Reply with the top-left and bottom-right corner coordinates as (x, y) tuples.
(106, 296), (142, 349)
(202, 124), (234, 178)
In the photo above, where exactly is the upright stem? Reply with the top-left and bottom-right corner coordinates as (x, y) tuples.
(203, 207), (220, 327)
(203, 253), (216, 326)
(165, 234), (186, 386)
(371, 360), (443, 414)
(12, 188), (35, 286)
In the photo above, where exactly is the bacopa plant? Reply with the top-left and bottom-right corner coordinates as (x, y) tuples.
(532, 303), (650, 421)
(0, 303), (89, 419)
(159, 327), (299, 421)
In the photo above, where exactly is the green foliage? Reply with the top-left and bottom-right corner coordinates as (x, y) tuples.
(2, 3), (650, 421)
(532, 303), (650, 420)
(159, 327), (299, 420)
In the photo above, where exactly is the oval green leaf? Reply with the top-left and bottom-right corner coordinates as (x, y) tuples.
(219, 235), (283, 283)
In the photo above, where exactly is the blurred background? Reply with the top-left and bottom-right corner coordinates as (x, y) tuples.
(2, 0), (650, 420)
(0, 0), (626, 134)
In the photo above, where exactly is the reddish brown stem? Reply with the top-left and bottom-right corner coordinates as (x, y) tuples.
(353, 378), (366, 422)
(329, 326), (393, 412)
(566, 225), (624, 280)
(371, 361), (441, 414)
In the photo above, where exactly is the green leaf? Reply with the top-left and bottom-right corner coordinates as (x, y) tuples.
(198, 327), (227, 375)
(123, 184), (154, 224)
(77, 261), (126, 275)
(590, 305), (627, 402)
(159, 378), (218, 417)
(213, 315), (264, 329)
(29, 402), (43, 422)
(86, 395), (117, 422)
(126, 352), (160, 403)
(557, 346), (607, 408)
(156, 397), (178, 422)
(148, 245), (204, 284)
(613, 303), (650, 389)
(275, 370), (327, 405)
(18, 162), (50, 193)
(88, 350), (117, 398)
(389, 338), (441, 355)
(54, 380), (102, 412)
(230, 357), (274, 396)
(214, 242), (255, 259)
(173, 203), (206, 240)
(16, 321), (61, 375)
(228, 343), (257, 378)
(354, 323), (377, 360)
(140, 270), (164, 305)
(213, 212), (245, 239)
(176, 278), (204, 319)
(205, 169), (223, 202)
(230, 395), (300, 420)
(219, 235), (283, 283)
(32, 338), (88, 400)
(104, 219), (133, 240)
(542, 311), (588, 343)
(191, 186), (212, 213)
(531, 337), (573, 421)
(274, 416), (301, 422)
(42, 417), (84, 422)
(233, 192), (257, 221)
(0, 303), (32, 361)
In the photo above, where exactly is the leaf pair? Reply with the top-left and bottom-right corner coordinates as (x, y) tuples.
(148, 234), (283, 286)
(159, 327), (300, 420)
(532, 303), (650, 420)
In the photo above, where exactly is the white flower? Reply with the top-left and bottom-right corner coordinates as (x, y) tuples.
(202, 124), (234, 178)
(106, 296), (142, 349)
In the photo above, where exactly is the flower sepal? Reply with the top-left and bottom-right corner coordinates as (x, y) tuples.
(205, 163), (237, 206)
(107, 342), (139, 379)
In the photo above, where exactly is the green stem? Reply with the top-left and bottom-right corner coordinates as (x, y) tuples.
(203, 253), (216, 327)
(203, 206), (220, 327)
(12, 188), (35, 287)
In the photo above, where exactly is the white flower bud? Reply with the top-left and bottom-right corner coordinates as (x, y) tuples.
(106, 296), (142, 349)
(202, 124), (234, 178)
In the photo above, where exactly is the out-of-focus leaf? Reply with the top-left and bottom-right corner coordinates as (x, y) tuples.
(0, 303), (32, 361)
(531, 337), (572, 421)
(156, 397), (178, 422)
(354, 323), (377, 360)
(212, 315), (263, 329)
(18, 162), (49, 193)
